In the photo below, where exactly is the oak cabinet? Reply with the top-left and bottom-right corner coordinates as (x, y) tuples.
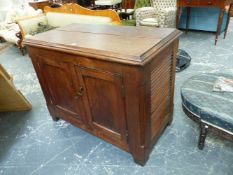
(25, 24), (181, 165)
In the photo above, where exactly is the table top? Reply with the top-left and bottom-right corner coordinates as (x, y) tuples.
(23, 24), (181, 65)
(181, 73), (233, 132)
(177, 0), (233, 7)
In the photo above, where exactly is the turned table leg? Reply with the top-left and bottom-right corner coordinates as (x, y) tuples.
(224, 4), (232, 39)
(215, 8), (225, 45)
(198, 122), (208, 150)
(185, 7), (191, 34)
(176, 7), (181, 28)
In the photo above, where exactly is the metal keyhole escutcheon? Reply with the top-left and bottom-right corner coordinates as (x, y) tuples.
(75, 86), (84, 99)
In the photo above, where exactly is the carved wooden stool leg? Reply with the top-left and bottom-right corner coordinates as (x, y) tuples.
(198, 122), (208, 150)
(0, 37), (5, 43)
(16, 32), (25, 55)
(19, 46), (25, 55)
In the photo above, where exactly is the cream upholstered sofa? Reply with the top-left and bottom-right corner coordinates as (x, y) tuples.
(18, 12), (117, 36)
(17, 3), (121, 54)
(0, 4), (42, 52)
(135, 0), (176, 28)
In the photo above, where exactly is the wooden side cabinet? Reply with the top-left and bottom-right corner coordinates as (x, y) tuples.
(24, 24), (181, 165)
(122, 0), (135, 9)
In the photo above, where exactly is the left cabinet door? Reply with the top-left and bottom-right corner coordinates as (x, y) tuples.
(35, 57), (86, 124)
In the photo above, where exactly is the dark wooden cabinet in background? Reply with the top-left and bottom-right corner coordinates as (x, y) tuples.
(24, 24), (181, 165)
(122, 0), (135, 9)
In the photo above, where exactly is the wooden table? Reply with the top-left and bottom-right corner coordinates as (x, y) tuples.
(24, 24), (181, 165)
(176, 0), (233, 45)
(29, 0), (50, 11)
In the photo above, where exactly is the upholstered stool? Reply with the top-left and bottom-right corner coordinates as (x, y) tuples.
(181, 73), (233, 149)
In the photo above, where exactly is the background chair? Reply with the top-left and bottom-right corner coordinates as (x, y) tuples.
(120, 0), (151, 26)
(94, 0), (122, 10)
(0, 4), (42, 54)
(136, 0), (176, 27)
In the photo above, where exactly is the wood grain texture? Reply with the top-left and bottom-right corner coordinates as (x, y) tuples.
(25, 24), (181, 165)
(44, 3), (121, 24)
(0, 64), (32, 112)
(24, 24), (180, 65)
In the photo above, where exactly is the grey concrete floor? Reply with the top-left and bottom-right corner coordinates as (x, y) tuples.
(0, 21), (233, 175)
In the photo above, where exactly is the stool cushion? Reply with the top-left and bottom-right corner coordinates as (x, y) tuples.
(181, 73), (233, 133)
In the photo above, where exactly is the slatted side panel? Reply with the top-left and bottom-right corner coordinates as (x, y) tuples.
(150, 48), (173, 139)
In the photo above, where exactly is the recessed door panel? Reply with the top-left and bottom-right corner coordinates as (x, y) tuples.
(76, 66), (128, 144)
(38, 58), (85, 122)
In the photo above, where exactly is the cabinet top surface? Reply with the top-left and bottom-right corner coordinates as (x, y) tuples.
(24, 24), (181, 65)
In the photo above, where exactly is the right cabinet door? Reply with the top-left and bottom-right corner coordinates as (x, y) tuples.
(75, 66), (128, 146)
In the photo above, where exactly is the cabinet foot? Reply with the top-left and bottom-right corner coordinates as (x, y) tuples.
(167, 116), (173, 126)
(51, 116), (60, 121)
(133, 154), (149, 166)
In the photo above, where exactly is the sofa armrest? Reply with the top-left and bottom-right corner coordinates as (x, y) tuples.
(157, 7), (176, 28)
(16, 14), (48, 38)
(135, 7), (156, 26)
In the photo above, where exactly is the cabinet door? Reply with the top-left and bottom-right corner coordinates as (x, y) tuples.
(76, 66), (128, 145)
(37, 58), (86, 123)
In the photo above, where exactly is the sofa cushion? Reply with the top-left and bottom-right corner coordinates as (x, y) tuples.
(46, 12), (113, 27)
(5, 5), (42, 23)
(0, 30), (19, 44)
(0, 23), (20, 44)
(17, 15), (48, 36)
